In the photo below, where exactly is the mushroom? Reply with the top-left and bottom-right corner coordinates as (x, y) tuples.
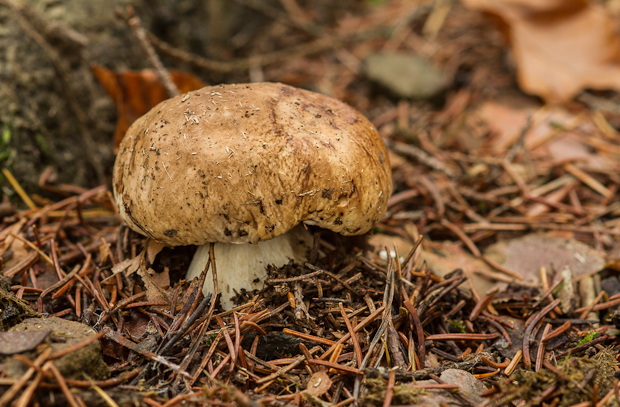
(113, 82), (392, 309)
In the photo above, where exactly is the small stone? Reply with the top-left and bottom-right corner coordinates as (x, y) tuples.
(363, 51), (448, 99)
(411, 369), (487, 407)
(439, 368), (487, 403)
(6, 317), (109, 380)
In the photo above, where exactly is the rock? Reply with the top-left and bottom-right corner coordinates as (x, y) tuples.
(0, 276), (40, 331)
(410, 382), (452, 407)
(363, 51), (448, 99)
(6, 317), (108, 380)
(411, 369), (487, 407)
(439, 369), (487, 403)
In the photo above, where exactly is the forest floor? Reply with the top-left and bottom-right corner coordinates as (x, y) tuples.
(3, 0), (620, 406)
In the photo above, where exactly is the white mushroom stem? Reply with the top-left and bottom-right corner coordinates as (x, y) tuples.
(185, 226), (313, 310)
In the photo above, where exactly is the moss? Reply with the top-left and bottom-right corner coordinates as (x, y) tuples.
(0, 276), (40, 331)
(7, 317), (109, 380)
(575, 331), (599, 347)
(362, 378), (426, 406)
(448, 319), (467, 334)
(494, 347), (618, 407)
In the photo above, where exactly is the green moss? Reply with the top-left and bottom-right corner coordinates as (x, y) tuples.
(575, 331), (599, 347)
(448, 319), (467, 334)
(494, 348), (618, 407)
(35, 133), (50, 153)
(0, 125), (14, 163)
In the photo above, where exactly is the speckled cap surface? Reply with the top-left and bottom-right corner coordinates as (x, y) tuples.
(113, 82), (392, 246)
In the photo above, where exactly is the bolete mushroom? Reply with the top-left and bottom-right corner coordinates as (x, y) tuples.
(113, 82), (392, 309)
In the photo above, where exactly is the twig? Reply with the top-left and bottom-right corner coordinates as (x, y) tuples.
(339, 302), (362, 367)
(363, 353), (486, 381)
(49, 331), (105, 360)
(0, 347), (52, 407)
(309, 359), (361, 375)
(402, 300), (426, 368)
(388, 140), (458, 177)
(536, 324), (552, 372)
(383, 370), (397, 407)
(255, 347), (321, 384)
(305, 263), (362, 298)
(426, 333), (500, 341)
(353, 258), (395, 400)
(265, 269), (324, 283)
(45, 362), (80, 407)
(102, 326), (191, 378)
(147, 26), (388, 72)
(522, 299), (561, 369)
(125, 7), (179, 97)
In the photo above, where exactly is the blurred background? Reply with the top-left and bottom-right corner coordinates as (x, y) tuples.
(0, 0), (510, 192)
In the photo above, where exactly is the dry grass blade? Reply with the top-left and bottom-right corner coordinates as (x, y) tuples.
(45, 362), (80, 407)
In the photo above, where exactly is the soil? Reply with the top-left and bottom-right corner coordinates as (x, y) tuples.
(3, 1), (620, 406)
(0, 0), (251, 194)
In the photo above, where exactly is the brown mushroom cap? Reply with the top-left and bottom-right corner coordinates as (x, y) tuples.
(113, 82), (392, 246)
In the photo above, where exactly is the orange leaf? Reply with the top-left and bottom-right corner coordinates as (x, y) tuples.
(91, 64), (206, 150)
(463, 0), (620, 103)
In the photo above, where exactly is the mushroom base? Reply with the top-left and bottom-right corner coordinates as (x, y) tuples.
(186, 226), (313, 310)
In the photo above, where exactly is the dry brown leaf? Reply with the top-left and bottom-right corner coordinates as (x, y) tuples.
(484, 233), (605, 286)
(0, 330), (50, 355)
(475, 101), (617, 172)
(146, 239), (165, 265)
(420, 241), (500, 295)
(305, 371), (332, 397)
(111, 255), (141, 277)
(91, 64), (206, 149)
(99, 238), (112, 264)
(138, 267), (170, 303)
(463, 0), (620, 103)
(122, 312), (151, 342)
(150, 266), (170, 290)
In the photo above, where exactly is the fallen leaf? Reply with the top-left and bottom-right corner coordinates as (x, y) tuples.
(32, 263), (61, 291)
(484, 233), (605, 286)
(0, 330), (50, 355)
(463, 0), (620, 103)
(110, 255), (141, 277)
(137, 267), (170, 303)
(475, 101), (618, 172)
(305, 370), (332, 397)
(150, 266), (170, 290)
(123, 312), (151, 341)
(99, 238), (112, 264)
(495, 317), (525, 359)
(420, 241), (501, 295)
(146, 239), (165, 264)
(91, 64), (206, 149)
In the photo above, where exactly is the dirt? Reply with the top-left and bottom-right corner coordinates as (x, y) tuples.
(0, 275), (40, 330)
(0, 0), (244, 195)
(5, 316), (109, 380)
